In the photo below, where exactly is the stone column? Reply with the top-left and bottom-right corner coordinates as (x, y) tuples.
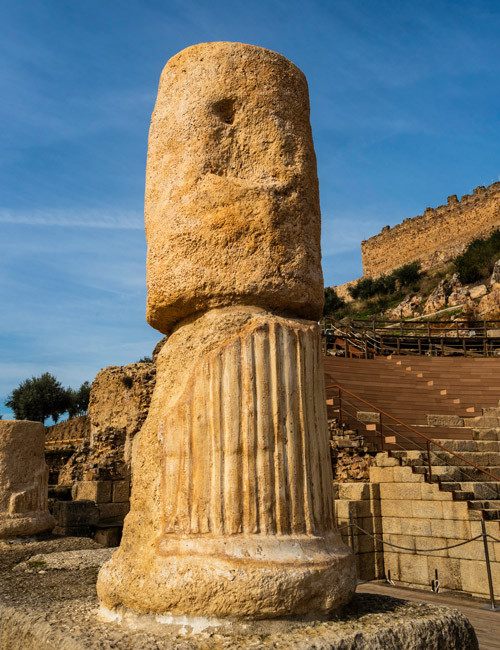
(0, 420), (55, 538)
(97, 41), (355, 620)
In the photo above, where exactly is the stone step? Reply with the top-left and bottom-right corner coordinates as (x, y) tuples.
(412, 465), (500, 482)
(393, 449), (500, 467)
(439, 481), (500, 499)
(483, 510), (500, 521)
(433, 439), (500, 452)
(468, 500), (500, 510)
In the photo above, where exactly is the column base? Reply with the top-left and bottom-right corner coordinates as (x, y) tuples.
(98, 533), (355, 619)
(0, 511), (55, 539)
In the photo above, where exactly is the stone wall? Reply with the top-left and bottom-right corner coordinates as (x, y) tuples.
(361, 182), (500, 278)
(45, 416), (90, 443)
(336, 458), (500, 598)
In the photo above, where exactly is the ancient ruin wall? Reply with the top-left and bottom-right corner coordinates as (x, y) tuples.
(361, 182), (500, 278)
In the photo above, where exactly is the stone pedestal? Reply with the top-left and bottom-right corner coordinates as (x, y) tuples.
(0, 420), (55, 538)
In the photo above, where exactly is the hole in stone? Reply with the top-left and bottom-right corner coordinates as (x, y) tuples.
(212, 98), (235, 125)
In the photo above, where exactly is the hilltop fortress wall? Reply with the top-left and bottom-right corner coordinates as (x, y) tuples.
(361, 182), (500, 278)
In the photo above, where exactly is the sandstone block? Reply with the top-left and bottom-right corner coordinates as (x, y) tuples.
(356, 411), (380, 424)
(398, 553), (430, 586)
(94, 526), (122, 548)
(380, 483), (421, 501)
(51, 500), (99, 528)
(145, 42), (324, 334)
(382, 517), (402, 535)
(337, 483), (371, 500)
(411, 500), (443, 519)
(369, 467), (394, 483)
(98, 502), (130, 521)
(427, 556), (462, 591)
(459, 558), (500, 596)
(427, 414), (464, 427)
(112, 479), (130, 503)
(441, 501), (469, 520)
(0, 420), (55, 538)
(72, 481), (112, 503)
(431, 518), (471, 540)
(404, 518), (432, 537)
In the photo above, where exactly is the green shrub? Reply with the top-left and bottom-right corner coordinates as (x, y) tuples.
(454, 229), (500, 283)
(323, 287), (346, 316)
(393, 262), (421, 287)
(348, 273), (396, 300)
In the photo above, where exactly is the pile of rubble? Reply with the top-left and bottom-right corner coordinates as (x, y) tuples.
(328, 421), (376, 482)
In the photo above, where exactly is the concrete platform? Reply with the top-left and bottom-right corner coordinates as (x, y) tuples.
(0, 538), (478, 649)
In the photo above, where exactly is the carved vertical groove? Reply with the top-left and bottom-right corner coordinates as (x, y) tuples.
(161, 319), (335, 538)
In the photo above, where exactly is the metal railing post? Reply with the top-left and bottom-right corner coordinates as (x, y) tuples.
(338, 388), (343, 427)
(349, 510), (355, 552)
(426, 440), (433, 484)
(481, 519), (500, 611)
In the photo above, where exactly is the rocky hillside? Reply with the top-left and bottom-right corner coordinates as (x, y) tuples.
(327, 229), (500, 322)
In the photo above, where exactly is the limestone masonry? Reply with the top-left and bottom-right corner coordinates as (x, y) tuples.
(0, 420), (54, 538)
(97, 41), (355, 620)
(361, 181), (500, 278)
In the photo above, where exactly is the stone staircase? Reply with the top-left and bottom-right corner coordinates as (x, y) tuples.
(389, 440), (500, 523)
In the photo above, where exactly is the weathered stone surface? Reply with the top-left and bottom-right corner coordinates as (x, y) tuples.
(469, 284), (487, 300)
(45, 415), (90, 443)
(58, 362), (156, 486)
(0, 544), (480, 650)
(14, 548), (114, 572)
(88, 363), (156, 457)
(423, 279), (448, 314)
(490, 257), (500, 289)
(477, 289), (500, 317)
(361, 181), (500, 278)
(98, 307), (355, 618)
(145, 42), (323, 334)
(0, 421), (55, 538)
(99, 42), (353, 621)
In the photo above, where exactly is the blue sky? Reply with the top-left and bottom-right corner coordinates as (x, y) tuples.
(1, 0), (499, 416)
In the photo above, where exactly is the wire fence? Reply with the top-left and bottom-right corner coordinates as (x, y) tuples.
(337, 517), (500, 611)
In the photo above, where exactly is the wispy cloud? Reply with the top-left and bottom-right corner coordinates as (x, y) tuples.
(0, 208), (143, 229)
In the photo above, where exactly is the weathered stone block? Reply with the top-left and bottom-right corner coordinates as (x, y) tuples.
(94, 526), (122, 547)
(380, 483), (421, 501)
(427, 414), (464, 427)
(52, 500), (99, 527)
(369, 467), (394, 483)
(411, 500), (443, 519)
(112, 480), (130, 503)
(0, 420), (55, 538)
(337, 483), (371, 501)
(399, 553), (430, 586)
(430, 519), (471, 540)
(404, 518), (432, 537)
(382, 516), (402, 535)
(72, 481), (112, 503)
(441, 501), (469, 520)
(392, 466), (423, 483)
(98, 502), (130, 521)
(427, 556), (462, 591)
(357, 411), (380, 424)
(144, 42), (324, 334)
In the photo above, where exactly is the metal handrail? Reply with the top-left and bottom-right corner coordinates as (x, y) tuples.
(326, 383), (500, 483)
